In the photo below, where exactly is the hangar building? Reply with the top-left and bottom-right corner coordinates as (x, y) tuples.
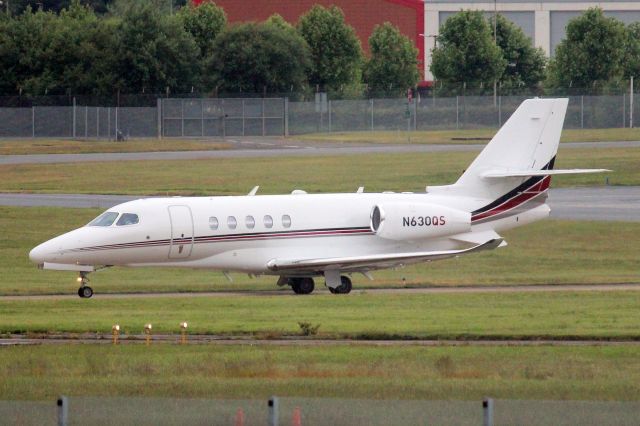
(425, 0), (640, 80)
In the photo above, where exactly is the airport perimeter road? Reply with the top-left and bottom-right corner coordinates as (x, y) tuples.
(1, 186), (639, 222)
(1, 140), (639, 165)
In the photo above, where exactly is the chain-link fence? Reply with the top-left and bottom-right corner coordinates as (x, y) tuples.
(0, 94), (637, 139)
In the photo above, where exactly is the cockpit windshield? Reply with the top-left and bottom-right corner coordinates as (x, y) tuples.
(88, 211), (119, 227)
(116, 213), (139, 226)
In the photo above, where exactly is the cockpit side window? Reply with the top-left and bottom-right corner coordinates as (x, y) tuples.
(88, 211), (119, 227)
(116, 213), (139, 226)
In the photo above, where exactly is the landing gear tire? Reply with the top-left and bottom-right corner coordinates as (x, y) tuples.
(290, 277), (315, 295)
(329, 276), (352, 294)
(77, 272), (93, 298)
(78, 286), (93, 298)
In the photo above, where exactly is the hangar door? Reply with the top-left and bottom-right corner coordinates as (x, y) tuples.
(168, 205), (194, 259)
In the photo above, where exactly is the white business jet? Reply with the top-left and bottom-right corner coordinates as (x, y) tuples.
(30, 98), (606, 298)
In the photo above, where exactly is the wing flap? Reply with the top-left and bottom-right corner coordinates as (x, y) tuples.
(267, 238), (503, 273)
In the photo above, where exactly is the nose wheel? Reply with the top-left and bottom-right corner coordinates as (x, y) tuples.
(77, 272), (93, 298)
(329, 276), (352, 294)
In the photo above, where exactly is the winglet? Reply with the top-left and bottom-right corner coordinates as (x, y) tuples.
(247, 186), (259, 196)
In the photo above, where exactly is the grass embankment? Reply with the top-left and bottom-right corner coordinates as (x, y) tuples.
(1, 344), (639, 401)
(0, 147), (633, 195)
(0, 138), (231, 155)
(2, 205), (639, 295)
(297, 128), (640, 145)
(1, 291), (639, 339)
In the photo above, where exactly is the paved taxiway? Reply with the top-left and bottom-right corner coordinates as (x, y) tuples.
(1, 140), (639, 165)
(1, 186), (638, 221)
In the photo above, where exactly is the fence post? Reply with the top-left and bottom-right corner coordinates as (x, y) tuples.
(623, 93), (626, 128)
(85, 106), (88, 139)
(57, 396), (68, 426)
(580, 96), (584, 129)
(72, 97), (76, 139)
(631, 76), (634, 128)
(107, 107), (111, 141)
(413, 98), (417, 131)
(456, 96), (459, 130)
(284, 97), (289, 137)
(370, 98), (374, 131)
(262, 98), (266, 136)
(32, 106), (35, 138)
(268, 396), (279, 426)
(328, 100), (332, 133)
(157, 98), (162, 139)
(181, 99), (185, 138)
(483, 397), (494, 426)
(115, 106), (119, 138)
(201, 99), (205, 138)
(96, 107), (100, 140)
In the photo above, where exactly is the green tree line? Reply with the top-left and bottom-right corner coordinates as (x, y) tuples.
(431, 8), (640, 94)
(0, 0), (419, 98)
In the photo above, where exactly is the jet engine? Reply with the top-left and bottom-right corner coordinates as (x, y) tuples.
(370, 202), (471, 241)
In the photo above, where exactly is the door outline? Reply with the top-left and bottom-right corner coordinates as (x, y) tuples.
(168, 205), (194, 259)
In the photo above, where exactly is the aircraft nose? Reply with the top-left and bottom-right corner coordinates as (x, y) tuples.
(29, 243), (49, 264)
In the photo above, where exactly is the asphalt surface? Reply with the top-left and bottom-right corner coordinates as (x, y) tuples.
(1, 140), (639, 165)
(1, 283), (638, 302)
(2, 336), (638, 347)
(1, 186), (638, 222)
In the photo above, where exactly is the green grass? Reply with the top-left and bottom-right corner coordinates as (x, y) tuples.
(0, 147), (633, 196)
(0, 138), (231, 155)
(1, 291), (639, 339)
(2, 205), (639, 295)
(1, 344), (639, 401)
(297, 128), (640, 145)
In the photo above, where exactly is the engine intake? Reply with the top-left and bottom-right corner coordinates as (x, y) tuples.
(370, 202), (471, 241)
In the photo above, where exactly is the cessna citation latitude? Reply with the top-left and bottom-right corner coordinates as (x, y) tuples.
(30, 98), (606, 298)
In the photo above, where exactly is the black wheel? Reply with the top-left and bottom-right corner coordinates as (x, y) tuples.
(331, 276), (352, 294)
(79, 286), (93, 298)
(289, 277), (314, 295)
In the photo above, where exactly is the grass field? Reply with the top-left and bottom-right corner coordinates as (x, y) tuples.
(1, 344), (639, 401)
(0, 138), (231, 155)
(2, 205), (639, 295)
(1, 290), (639, 339)
(297, 128), (640, 145)
(0, 147), (633, 196)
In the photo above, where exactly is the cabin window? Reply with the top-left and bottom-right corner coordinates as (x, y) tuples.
(87, 211), (119, 227)
(245, 215), (255, 229)
(209, 216), (219, 230)
(227, 216), (237, 229)
(263, 215), (273, 228)
(282, 215), (292, 228)
(116, 213), (139, 226)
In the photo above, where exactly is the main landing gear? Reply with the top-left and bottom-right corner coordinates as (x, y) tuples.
(328, 275), (352, 294)
(77, 272), (93, 298)
(289, 277), (315, 295)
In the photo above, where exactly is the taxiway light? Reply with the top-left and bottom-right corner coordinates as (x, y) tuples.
(144, 323), (152, 332)
(112, 324), (120, 332)
(144, 324), (152, 346)
(180, 322), (188, 345)
(77, 277), (83, 283)
(180, 322), (188, 329)
(111, 324), (120, 345)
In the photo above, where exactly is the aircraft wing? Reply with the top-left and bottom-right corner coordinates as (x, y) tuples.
(267, 238), (503, 274)
(480, 169), (610, 178)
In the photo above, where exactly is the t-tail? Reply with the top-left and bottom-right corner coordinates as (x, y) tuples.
(428, 98), (608, 226)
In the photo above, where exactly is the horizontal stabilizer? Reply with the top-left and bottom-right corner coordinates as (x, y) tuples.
(267, 238), (503, 274)
(481, 169), (610, 179)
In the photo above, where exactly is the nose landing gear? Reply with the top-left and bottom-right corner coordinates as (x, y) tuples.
(77, 272), (93, 298)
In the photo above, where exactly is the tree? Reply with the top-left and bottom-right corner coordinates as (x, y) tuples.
(208, 21), (311, 93)
(177, 0), (226, 59)
(10, 0), (114, 15)
(623, 22), (640, 79)
(108, 0), (200, 93)
(297, 5), (363, 94)
(490, 14), (546, 90)
(547, 8), (626, 89)
(431, 10), (505, 89)
(364, 22), (419, 96)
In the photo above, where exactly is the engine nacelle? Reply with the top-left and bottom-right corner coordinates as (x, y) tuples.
(370, 202), (471, 241)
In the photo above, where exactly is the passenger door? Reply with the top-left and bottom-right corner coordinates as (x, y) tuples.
(168, 205), (194, 259)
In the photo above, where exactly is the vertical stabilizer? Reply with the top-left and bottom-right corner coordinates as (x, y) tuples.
(429, 98), (568, 201)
